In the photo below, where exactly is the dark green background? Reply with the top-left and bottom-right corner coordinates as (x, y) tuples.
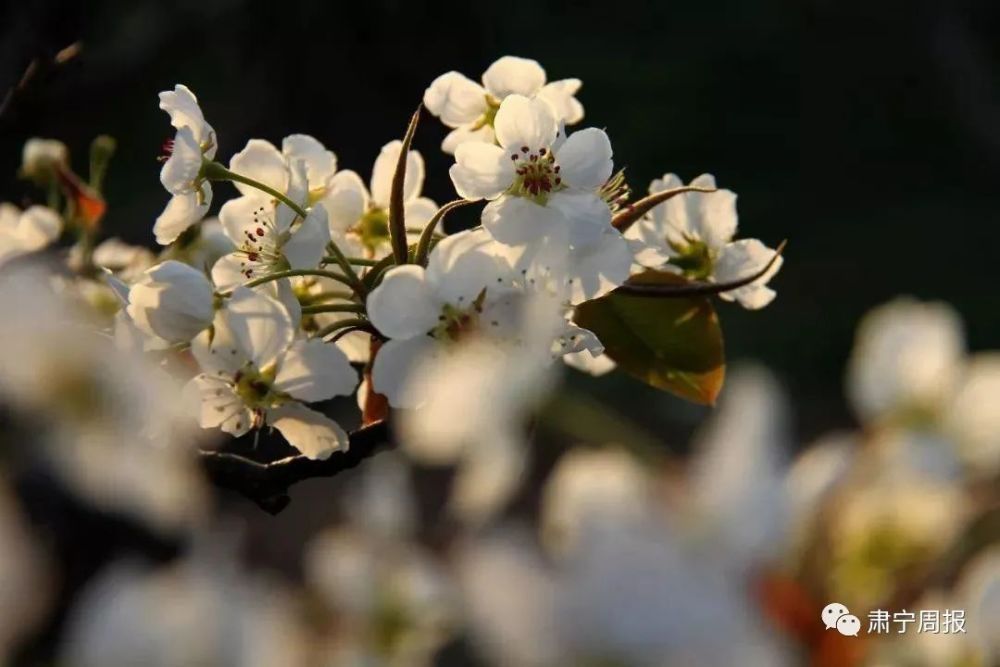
(2, 0), (998, 444)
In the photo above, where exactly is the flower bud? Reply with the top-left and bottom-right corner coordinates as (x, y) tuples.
(127, 260), (215, 343)
(20, 138), (69, 185)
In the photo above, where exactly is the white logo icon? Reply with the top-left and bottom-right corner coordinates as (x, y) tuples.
(821, 602), (850, 630)
(822, 602), (859, 636)
(836, 614), (861, 637)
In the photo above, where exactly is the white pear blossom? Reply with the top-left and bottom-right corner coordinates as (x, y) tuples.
(0, 203), (61, 264)
(847, 298), (964, 423)
(162, 217), (235, 272)
(424, 55), (584, 153)
(212, 156), (330, 290)
(126, 260), (215, 344)
(626, 173), (783, 309)
(154, 84), (217, 245)
(320, 140), (437, 259)
(187, 287), (356, 459)
(450, 94), (615, 249)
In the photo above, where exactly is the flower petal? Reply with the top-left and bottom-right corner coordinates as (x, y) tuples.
(441, 125), (495, 154)
(715, 239), (782, 310)
(229, 139), (288, 198)
(449, 142), (515, 201)
(190, 313), (250, 377)
(209, 252), (246, 292)
(554, 128), (613, 191)
(370, 140), (424, 208)
(281, 134), (337, 189)
(187, 374), (250, 435)
(482, 56), (546, 99)
(159, 84), (215, 150)
(159, 127), (203, 194)
(319, 171), (367, 233)
(371, 336), (438, 408)
(273, 337), (357, 402)
(426, 230), (512, 305)
(547, 190), (613, 248)
(223, 286), (294, 369)
(493, 95), (558, 151)
(15, 206), (61, 251)
(404, 197), (439, 230)
(366, 264), (439, 340)
(284, 204), (330, 270)
(269, 403), (349, 460)
(537, 79), (584, 124)
(154, 190), (211, 246)
(423, 71), (489, 127)
(481, 196), (566, 246)
(564, 230), (633, 304)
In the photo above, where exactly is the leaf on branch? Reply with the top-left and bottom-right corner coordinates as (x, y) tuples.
(575, 272), (725, 405)
(611, 185), (717, 232)
(199, 420), (393, 514)
(389, 105), (422, 265)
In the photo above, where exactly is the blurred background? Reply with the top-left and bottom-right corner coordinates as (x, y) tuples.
(0, 1), (998, 664)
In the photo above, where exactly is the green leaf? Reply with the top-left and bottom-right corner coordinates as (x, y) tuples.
(574, 271), (725, 405)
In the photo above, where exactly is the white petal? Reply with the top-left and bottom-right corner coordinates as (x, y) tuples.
(537, 78), (584, 124)
(370, 140), (424, 208)
(554, 128), (613, 191)
(481, 196), (566, 246)
(715, 239), (783, 309)
(451, 436), (526, 523)
(441, 125), (496, 154)
(696, 187), (739, 250)
(371, 336), (437, 409)
(154, 190), (211, 245)
(426, 230), (511, 305)
(547, 190), (613, 247)
(493, 95), (558, 151)
(190, 316), (250, 377)
(284, 204), (330, 269)
(275, 158), (309, 232)
(223, 286), (294, 369)
(404, 197), (439, 230)
(366, 265), (439, 340)
(159, 127), (203, 194)
(281, 134), (337, 188)
(319, 173), (367, 233)
(127, 261), (214, 342)
(273, 337), (357, 402)
(210, 252), (247, 292)
(269, 403), (349, 460)
(159, 84), (214, 149)
(187, 374), (249, 435)
(563, 350), (616, 376)
(449, 142), (515, 201)
(565, 231), (633, 304)
(15, 206), (61, 251)
(228, 139), (289, 198)
(482, 56), (546, 98)
(423, 71), (489, 127)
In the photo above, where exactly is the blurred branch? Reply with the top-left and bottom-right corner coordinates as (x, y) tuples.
(199, 420), (393, 515)
(0, 42), (81, 121)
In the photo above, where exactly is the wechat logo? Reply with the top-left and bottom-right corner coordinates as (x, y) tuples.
(822, 602), (860, 637)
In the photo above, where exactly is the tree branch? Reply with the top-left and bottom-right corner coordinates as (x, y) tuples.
(199, 420), (393, 514)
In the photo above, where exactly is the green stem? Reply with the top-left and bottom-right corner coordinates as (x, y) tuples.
(301, 290), (354, 305)
(315, 317), (371, 340)
(414, 199), (474, 265)
(325, 241), (368, 296)
(325, 255), (378, 267)
(301, 303), (365, 315)
(238, 269), (354, 292)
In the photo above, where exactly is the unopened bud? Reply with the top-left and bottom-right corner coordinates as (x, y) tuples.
(20, 138), (69, 185)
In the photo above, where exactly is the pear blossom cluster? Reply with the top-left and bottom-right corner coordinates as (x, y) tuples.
(0, 56), (786, 464)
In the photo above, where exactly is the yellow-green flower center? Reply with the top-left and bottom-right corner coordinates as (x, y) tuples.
(354, 206), (391, 254)
(669, 238), (715, 281)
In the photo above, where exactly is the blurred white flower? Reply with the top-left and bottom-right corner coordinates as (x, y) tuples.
(187, 287), (356, 459)
(625, 173), (783, 309)
(0, 203), (61, 264)
(155, 84), (217, 245)
(847, 298), (964, 423)
(424, 55), (583, 153)
(127, 260), (215, 344)
(319, 140), (437, 259)
(944, 353), (1000, 477)
(61, 553), (308, 667)
(0, 481), (52, 662)
(87, 237), (156, 281)
(160, 218), (235, 273)
(0, 264), (207, 530)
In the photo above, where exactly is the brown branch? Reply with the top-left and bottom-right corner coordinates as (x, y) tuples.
(613, 240), (787, 298)
(611, 185), (718, 232)
(199, 420), (393, 514)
